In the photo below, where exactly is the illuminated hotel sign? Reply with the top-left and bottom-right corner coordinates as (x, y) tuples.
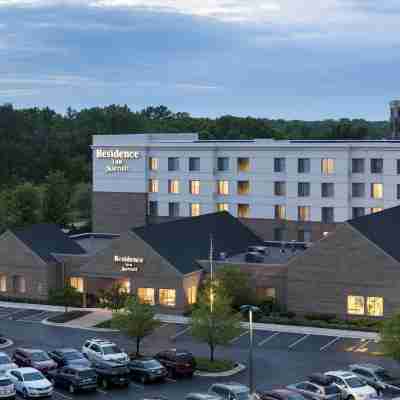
(96, 148), (141, 174)
(114, 255), (144, 272)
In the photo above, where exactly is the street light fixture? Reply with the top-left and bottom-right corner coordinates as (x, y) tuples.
(240, 304), (260, 397)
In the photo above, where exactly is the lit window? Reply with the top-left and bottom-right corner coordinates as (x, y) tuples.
(370, 207), (383, 214)
(237, 157), (250, 172)
(238, 204), (250, 218)
(159, 289), (176, 307)
(138, 288), (155, 305)
(70, 277), (84, 293)
(190, 203), (200, 217)
(321, 158), (335, 175)
(298, 206), (310, 222)
(217, 180), (229, 195)
(371, 183), (383, 199)
(149, 179), (159, 193)
(237, 181), (250, 195)
(120, 280), (131, 294)
(0, 275), (6, 292)
(168, 179), (180, 194)
(217, 203), (229, 212)
(367, 297), (384, 317)
(347, 295), (365, 315)
(189, 180), (200, 195)
(256, 287), (276, 300)
(149, 157), (159, 171)
(275, 205), (286, 220)
(187, 286), (197, 305)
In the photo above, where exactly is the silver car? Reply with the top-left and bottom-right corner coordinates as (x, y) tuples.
(0, 352), (17, 375)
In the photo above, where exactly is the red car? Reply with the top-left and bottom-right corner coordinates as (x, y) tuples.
(155, 350), (196, 378)
(12, 348), (57, 375)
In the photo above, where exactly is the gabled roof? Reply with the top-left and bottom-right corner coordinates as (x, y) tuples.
(11, 223), (86, 263)
(132, 211), (264, 274)
(348, 206), (400, 263)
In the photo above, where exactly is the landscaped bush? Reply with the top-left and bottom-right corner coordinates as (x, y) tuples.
(195, 357), (236, 372)
(304, 313), (337, 322)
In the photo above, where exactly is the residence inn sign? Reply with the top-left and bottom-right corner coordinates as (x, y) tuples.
(95, 148), (142, 174)
(114, 255), (144, 272)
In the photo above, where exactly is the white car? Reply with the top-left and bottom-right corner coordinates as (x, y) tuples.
(0, 353), (17, 375)
(6, 367), (53, 398)
(325, 371), (377, 400)
(0, 375), (16, 400)
(82, 338), (129, 364)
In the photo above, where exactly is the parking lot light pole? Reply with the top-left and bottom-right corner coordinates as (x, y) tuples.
(240, 305), (260, 396)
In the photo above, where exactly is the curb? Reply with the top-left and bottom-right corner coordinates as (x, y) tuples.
(194, 363), (246, 378)
(42, 318), (119, 333)
(0, 338), (14, 349)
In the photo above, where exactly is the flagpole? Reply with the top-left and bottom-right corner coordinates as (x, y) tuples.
(209, 234), (214, 313)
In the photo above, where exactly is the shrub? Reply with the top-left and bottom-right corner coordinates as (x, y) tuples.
(304, 313), (336, 322)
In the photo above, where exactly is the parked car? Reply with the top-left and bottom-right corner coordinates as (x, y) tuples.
(0, 375), (16, 400)
(48, 348), (91, 368)
(208, 382), (252, 400)
(48, 365), (98, 394)
(128, 357), (167, 384)
(0, 352), (17, 375)
(6, 367), (53, 399)
(258, 389), (308, 400)
(288, 373), (342, 400)
(12, 349), (57, 375)
(92, 360), (130, 389)
(155, 349), (196, 378)
(186, 394), (222, 400)
(82, 338), (129, 364)
(349, 364), (400, 395)
(324, 371), (377, 400)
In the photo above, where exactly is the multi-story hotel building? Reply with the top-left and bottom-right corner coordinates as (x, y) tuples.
(92, 133), (400, 241)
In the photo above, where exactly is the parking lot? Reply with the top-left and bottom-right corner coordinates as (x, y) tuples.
(0, 306), (62, 323)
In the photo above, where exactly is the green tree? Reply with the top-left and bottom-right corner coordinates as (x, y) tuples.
(42, 170), (71, 226)
(48, 284), (82, 313)
(380, 313), (400, 360)
(70, 183), (92, 220)
(98, 282), (129, 312)
(111, 296), (161, 356)
(190, 283), (242, 362)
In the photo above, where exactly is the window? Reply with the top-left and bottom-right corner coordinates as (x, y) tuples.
(347, 295), (365, 315)
(187, 286), (197, 305)
(298, 158), (310, 173)
(148, 157), (159, 171)
(352, 158), (365, 173)
(274, 158), (286, 173)
(371, 158), (383, 174)
(168, 202), (180, 217)
(190, 203), (200, 217)
(321, 158), (335, 175)
(189, 157), (200, 171)
(274, 227), (285, 241)
(256, 287), (276, 300)
(168, 179), (180, 194)
(298, 206), (310, 222)
(217, 180), (229, 195)
(70, 277), (83, 293)
(148, 179), (159, 193)
(298, 229), (312, 242)
(298, 182), (310, 197)
(0, 275), (6, 292)
(237, 181), (250, 195)
(397, 159), (400, 175)
(217, 203), (229, 212)
(275, 205), (286, 220)
(120, 280), (131, 294)
(397, 184), (400, 200)
(370, 207), (383, 214)
(217, 157), (229, 171)
(371, 183), (383, 199)
(189, 180), (200, 195)
(168, 157), (179, 171)
(238, 203), (250, 218)
(137, 288), (155, 305)
(274, 181), (286, 196)
(321, 182), (334, 198)
(352, 183), (365, 198)
(237, 157), (250, 172)
(148, 201), (158, 217)
(321, 207), (334, 223)
(13, 276), (26, 294)
(352, 207), (365, 219)
(367, 297), (383, 317)
(159, 289), (176, 307)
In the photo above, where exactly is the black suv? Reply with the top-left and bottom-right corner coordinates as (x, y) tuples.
(155, 350), (196, 378)
(48, 365), (98, 394)
(92, 360), (130, 389)
(128, 357), (167, 384)
(48, 348), (91, 368)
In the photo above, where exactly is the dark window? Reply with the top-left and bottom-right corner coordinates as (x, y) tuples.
(298, 158), (310, 173)
(298, 182), (310, 197)
(321, 207), (334, 223)
(397, 159), (400, 174)
(352, 183), (365, 197)
(148, 201), (158, 217)
(352, 207), (365, 219)
(168, 202), (180, 217)
(397, 184), (400, 200)
(352, 158), (365, 173)
(298, 229), (311, 242)
(274, 158), (286, 173)
(321, 183), (334, 198)
(371, 158), (383, 173)
(168, 157), (179, 171)
(274, 227), (285, 241)
(274, 181), (286, 196)
(189, 157), (200, 171)
(217, 157), (229, 171)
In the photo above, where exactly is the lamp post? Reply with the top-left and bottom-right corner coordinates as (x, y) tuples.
(240, 305), (260, 396)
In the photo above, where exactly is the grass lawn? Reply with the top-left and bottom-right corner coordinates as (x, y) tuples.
(95, 319), (112, 328)
(195, 357), (236, 372)
(47, 311), (91, 323)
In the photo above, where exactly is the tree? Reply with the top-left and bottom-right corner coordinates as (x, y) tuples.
(380, 313), (400, 360)
(42, 170), (71, 226)
(70, 183), (92, 220)
(48, 284), (81, 313)
(190, 282), (242, 362)
(111, 296), (161, 356)
(98, 282), (130, 312)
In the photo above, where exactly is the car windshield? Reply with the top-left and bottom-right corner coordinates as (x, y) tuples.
(325, 386), (341, 395)
(0, 355), (12, 364)
(345, 377), (365, 388)
(78, 370), (97, 379)
(31, 352), (50, 362)
(375, 370), (395, 382)
(142, 360), (162, 369)
(103, 345), (122, 355)
(24, 372), (45, 381)
(64, 352), (83, 360)
(236, 391), (251, 400)
(0, 379), (12, 386)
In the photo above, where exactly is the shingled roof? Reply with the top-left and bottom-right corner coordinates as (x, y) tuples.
(11, 223), (86, 263)
(132, 211), (264, 274)
(348, 206), (400, 263)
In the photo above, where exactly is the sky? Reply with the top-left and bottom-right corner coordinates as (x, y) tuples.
(0, 0), (399, 120)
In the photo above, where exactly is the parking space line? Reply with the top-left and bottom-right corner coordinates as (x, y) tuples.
(165, 377), (177, 383)
(257, 332), (280, 347)
(96, 388), (108, 395)
(170, 326), (190, 340)
(320, 337), (341, 351)
(3, 309), (29, 319)
(54, 390), (73, 400)
(354, 339), (371, 352)
(229, 330), (249, 344)
(288, 334), (310, 349)
(130, 382), (145, 390)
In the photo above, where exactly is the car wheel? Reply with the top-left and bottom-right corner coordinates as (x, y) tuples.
(102, 378), (108, 389)
(347, 396), (355, 400)
(69, 384), (75, 394)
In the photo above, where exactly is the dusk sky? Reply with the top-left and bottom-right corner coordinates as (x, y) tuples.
(0, 0), (399, 120)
